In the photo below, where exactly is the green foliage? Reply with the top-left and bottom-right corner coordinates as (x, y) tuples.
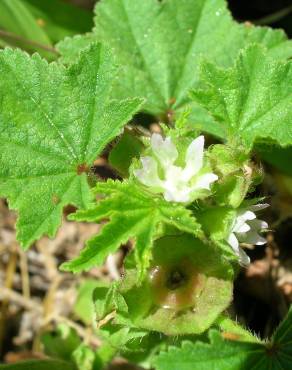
(0, 0), (93, 59)
(257, 144), (292, 176)
(154, 306), (292, 370)
(72, 345), (96, 370)
(192, 45), (292, 149)
(1, 0), (292, 368)
(41, 324), (104, 370)
(93, 234), (233, 335)
(109, 130), (144, 176)
(0, 0), (52, 57)
(74, 280), (106, 325)
(42, 324), (82, 362)
(57, 0), (292, 121)
(21, 0), (93, 43)
(207, 144), (253, 207)
(0, 359), (75, 370)
(0, 44), (142, 248)
(62, 180), (203, 277)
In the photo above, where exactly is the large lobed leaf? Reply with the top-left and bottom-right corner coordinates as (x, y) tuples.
(154, 306), (292, 370)
(57, 0), (292, 120)
(0, 44), (142, 248)
(62, 180), (203, 276)
(192, 45), (292, 149)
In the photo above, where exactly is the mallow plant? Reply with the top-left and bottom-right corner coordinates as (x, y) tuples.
(1, 0), (292, 369)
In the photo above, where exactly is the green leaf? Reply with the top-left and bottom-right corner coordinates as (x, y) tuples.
(109, 130), (144, 176)
(61, 180), (203, 277)
(0, 0), (56, 59)
(96, 325), (150, 366)
(0, 0), (93, 59)
(21, 0), (94, 44)
(57, 0), (292, 119)
(0, 360), (76, 370)
(74, 280), (106, 325)
(192, 44), (292, 149)
(256, 143), (292, 176)
(0, 0), (51, 45)
(41, 324), (81, 362)
(0, 44), (142, 248)
(154, 306), (292, 370)
(153, 330), (259, 370)
(72, 345), (95, 370)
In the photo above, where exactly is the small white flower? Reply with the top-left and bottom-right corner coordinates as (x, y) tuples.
(227, 204), (269, 267)
(134, 133), (218, 203)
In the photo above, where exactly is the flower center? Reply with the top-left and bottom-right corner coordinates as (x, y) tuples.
(166, 269), (188, 290)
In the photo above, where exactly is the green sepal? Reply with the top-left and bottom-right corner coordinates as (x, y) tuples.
(97, 234), (233, 336)
(194, 205), (235, 242)
(208, 144), (255, 207)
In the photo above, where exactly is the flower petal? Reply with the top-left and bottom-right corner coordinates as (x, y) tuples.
(164, 188), (191, 203)
(248, 218), (268, 231)
(240, 210), (256, 221)
(236, 222), (251, 233)
(227, 232), (239, 253)
(227, 233), (250, 266)
(239, 231), (267, 245)
(237, 247), (250, 267)
(163, 166), (191, 203)
(151, 133), (178, 168)
(232, 210), (256, 233)
(134, 156), (163, 188)
(192, 173), (218, 191)
(182, 135), (205, 181)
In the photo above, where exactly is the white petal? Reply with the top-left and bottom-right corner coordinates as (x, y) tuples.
(151, 133), (178, 168)
(249, 203), (269, 212)
(227, 233), (239, 253)
(134, 156), (163, 188)
(227, 233), (250, 267)
(191, 173), (218, 191)
(164, 188), (191, 203)
(248, 218), (268, 231)
(163, 166), (191, 203)
(164, 165), (184, 185)
(237, 247), (250, 267)
(233, 216), (251, 233)
(236, 222), (251, 233)
(232, 210), (258, 233)
(182, 135), (205, 181)
(239, 231), (267, 245)
(240, 210), (256, 221)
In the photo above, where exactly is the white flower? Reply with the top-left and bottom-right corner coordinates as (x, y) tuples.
(227, 204), (269, 267)
(134, 133), (218, 203)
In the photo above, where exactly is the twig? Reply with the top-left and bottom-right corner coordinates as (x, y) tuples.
(0, 287), (101, 348)
(0, 287), (42, 313)
(33, 275), (62, 352)
(36, 243), (58, 280)
(19, 250), (30, 299)
(252, 5), (292, 25)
